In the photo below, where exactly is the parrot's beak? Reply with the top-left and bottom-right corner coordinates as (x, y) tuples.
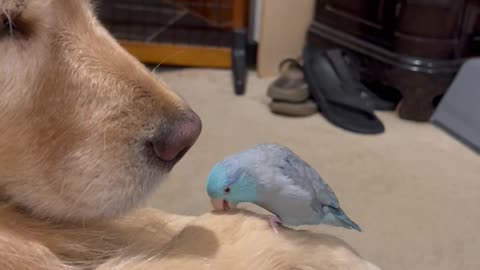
(210, 199), (235, 211)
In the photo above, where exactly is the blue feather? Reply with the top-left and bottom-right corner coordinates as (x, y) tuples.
(325, 206), (362, 232)
(206, 162), (257, 204)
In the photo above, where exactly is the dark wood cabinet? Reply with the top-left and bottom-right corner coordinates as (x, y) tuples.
(308, 0), (480, 120)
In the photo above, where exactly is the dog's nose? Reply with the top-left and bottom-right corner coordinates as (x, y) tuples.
(152, 109), (202, 163)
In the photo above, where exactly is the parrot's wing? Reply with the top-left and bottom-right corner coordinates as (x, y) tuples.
(278, 152), (340, 211)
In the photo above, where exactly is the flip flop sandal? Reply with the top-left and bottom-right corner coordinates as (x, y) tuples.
(269, 99), (318, 117)
(267, 59), (310, 103)
(341, 51), (399, 111)
(361, 80), (402, 111)
(303, 45), (385, 134)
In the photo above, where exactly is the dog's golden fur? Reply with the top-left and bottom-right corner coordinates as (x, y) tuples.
(0, 0), (380, 269)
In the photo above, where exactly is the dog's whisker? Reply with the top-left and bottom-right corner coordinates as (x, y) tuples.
(71, 177), (99, 211)
(103, 129), (107, 155)
(151, 50), (185, 74)
(151, 63), (162, 74)
(98, 175), (116, 216)
(58, 176), (67, 200)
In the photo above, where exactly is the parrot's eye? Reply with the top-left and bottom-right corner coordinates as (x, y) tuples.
(224, 187), (231, 194)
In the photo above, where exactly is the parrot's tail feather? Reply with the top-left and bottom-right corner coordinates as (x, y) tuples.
(336, 214), (362, 232)
(326, 206), (362, 232)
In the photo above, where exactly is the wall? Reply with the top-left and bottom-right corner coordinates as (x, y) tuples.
(257, 0), (315, 78)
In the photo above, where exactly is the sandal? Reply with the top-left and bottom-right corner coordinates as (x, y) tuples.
(303, 45), (385, 134)
(269, 100), (318, 117)
(343, 52), (399, 111)
(267, 59), (310, 102)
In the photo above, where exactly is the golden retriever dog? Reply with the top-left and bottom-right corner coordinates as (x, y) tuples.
(0, 0), (380, 269)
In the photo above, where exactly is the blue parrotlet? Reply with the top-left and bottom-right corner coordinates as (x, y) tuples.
(206, 143), (361, 233)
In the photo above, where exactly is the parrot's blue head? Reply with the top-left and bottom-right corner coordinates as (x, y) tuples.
(206, 162), (257, 211)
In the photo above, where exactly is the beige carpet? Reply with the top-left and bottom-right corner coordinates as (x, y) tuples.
(148, 68), (480, 270)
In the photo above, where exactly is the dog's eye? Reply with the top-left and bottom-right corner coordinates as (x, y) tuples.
(1, 16), (18, 37)
(224, 187), (231, 194)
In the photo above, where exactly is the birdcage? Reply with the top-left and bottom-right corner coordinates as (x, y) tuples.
(97, 0), (249, 94)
